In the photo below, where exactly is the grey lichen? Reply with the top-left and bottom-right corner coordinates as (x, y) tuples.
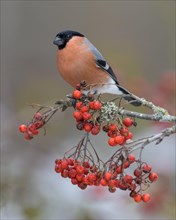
(99, 102), (119, 122)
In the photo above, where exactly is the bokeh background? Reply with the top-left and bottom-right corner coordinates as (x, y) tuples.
(1, 1), (175, 219)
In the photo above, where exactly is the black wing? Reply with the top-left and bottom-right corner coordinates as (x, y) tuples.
(96, 59), (119, 85)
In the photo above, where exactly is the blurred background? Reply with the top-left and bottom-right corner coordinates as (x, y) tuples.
(1, 1), (175, 219)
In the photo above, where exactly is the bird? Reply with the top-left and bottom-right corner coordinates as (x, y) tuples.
(53, 30), (141, 106)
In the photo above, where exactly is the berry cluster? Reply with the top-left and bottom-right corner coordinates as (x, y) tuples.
(72, 85), (134, 147)
(19, 81), (159, 203)
(19, 112), (44, 140)
(55, 137), (158, 203)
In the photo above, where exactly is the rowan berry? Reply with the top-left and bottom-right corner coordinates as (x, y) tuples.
(142, 193), (151, 202)
(149, 172), (158, 182)
(104, 172), (112, 181)
(109, 124), (118, 132)
(24, 132), (33, 140)
(123, 160), (130, 169)
(114, 135), (125, 145)
(116, 166), (122, 174)
(143, 164), (152, 173)
(87, 173), (97, 182)
(124, 175), (133, 184)
(100, 178), (108, 186)
(88, 101), (95, 109)
(34, 121), (43, 129)
(72, 90), (82, 99)
(71, 178), (78, 185)
(107, 130), (117, 138)
(80, 106), (89, 113)
(55, 164), (62, 173)
(133, 194), (142, 203)
(108, 187), (116, 193)
(68, 169), (77, 178)
(75, 102), (83, 110)
(61, 170), (68, 178)
(76, 174), (84, 182)
(61, 161), (68, 170)
(134, 168), (142, 177)
(82, 112), (92, 120)
(83, 122), (93, 132)
(108, 137), (116, 147)
(120, 127), (129, 137)
(78, 182), (87, 190)
(91, 125), (100, 135)
(34, 112), (42, 120)
(73, 111), (83, 121)
(127, 154), (136, 163)
(123, 118), (133, 127)
(93, 101), (102, 110)
(19, 124), (27, 133)
(83, 161), (90, 168)
(125, 132), (133, 140)
(76, 165), (85, 174)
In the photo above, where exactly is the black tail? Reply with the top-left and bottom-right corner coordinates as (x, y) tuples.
(118, 86), (142, 106)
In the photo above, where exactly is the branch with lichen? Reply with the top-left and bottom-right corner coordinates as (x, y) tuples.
(19, 81), (175, 203)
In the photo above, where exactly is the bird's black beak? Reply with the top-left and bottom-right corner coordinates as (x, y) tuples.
(53, 36), (64, 47)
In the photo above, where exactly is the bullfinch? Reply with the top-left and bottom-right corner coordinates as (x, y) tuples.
(53, 30), (141, 106)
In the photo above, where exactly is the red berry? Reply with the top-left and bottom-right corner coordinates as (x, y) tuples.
(82, 112), (92, 120)
(78, 182), (87, 190)
(149, 172), (158, 182)
(134, 168), (142, 177)
(61, 161), (68, 170)
(116, 166), (122, 174)
(24, 132), (33, 140)
(107, 130), (117, 138)
(120, 127), (129, 137)
(108, 187), (116, 193)
(88, 101), (95, 109)
(31, 129), (39, 135)
(55, 164), (62, 173)
(93, 101), (102, 110)
(133, 194), (142, 203)
(68, 169), (77, 178)
(34, 121), (43, 129)
(83, 161), (90, 168)
(109, 124), (118, 132)
(127, 154), (136, 163)
(104, 172), (112, 181)
(34, 112), (42, 120)
(91, 125), (100, 135)
(73, 111), (83, 121)
(75, 102), (83, 110)
(76, 165), (85, 174)
(76, 174), (84, 182)
(142, 193), (151, 202)
(100, 178), (108, 186)
(123, 175), (133, 184)
(125, 132), (133, 140)
(123, 118), (133, 127)
(143, 164), (152, 173)
(80, 106), (89, 113)
(71, 178), (78, 185)
(108, 137), (116, 147)
(72, 90), (82, 99)
(83, 122), (93, 132)
(87, 173), (97, 183)
(114, 135), (125, 145)
(123, 160), (130, 169)
(61, 170), (68, 178)
(19, 124), (27, 133)
(66, 158), (74, 165)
